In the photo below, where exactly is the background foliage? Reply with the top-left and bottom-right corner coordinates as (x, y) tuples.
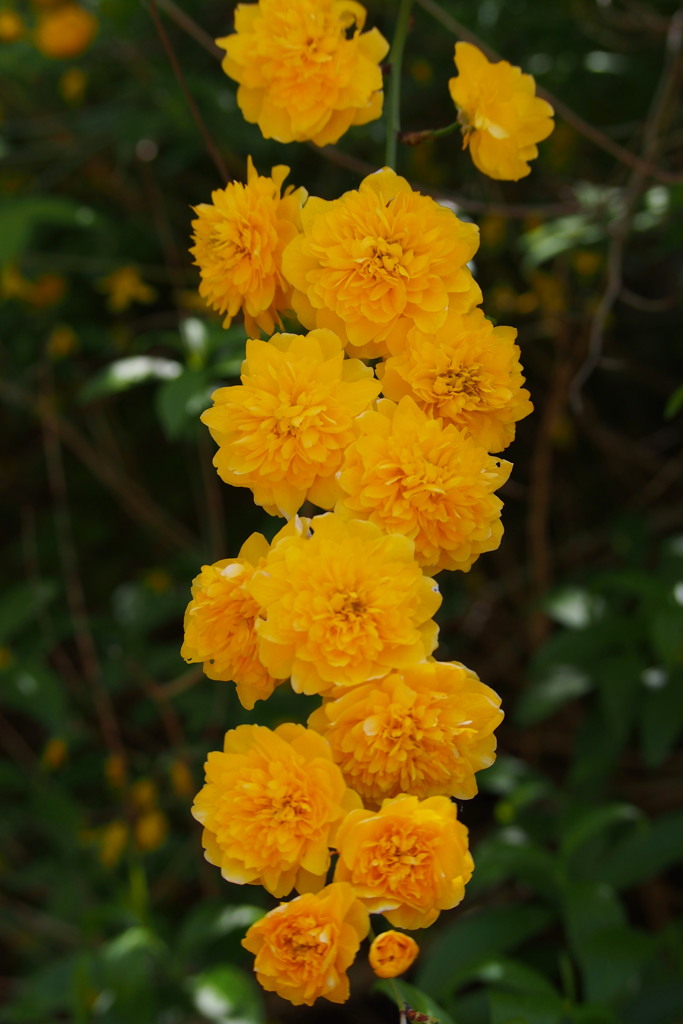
(2, 0), (683, 1021)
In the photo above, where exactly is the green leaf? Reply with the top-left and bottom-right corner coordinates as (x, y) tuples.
(515, 664), (592, 726)
(639, 669), (683, 767)
(189, 965), (264, 1024)
(155, 368), (214, 440)
(0, 196), (88, 264)
(0, 580), (56, 644)
(596, 810), (683, 888)
(80, 356), (182, 402)
(489, 988), (570, 1024)
(664, 384), (683, 419)
(416, 905), (554, 998)
(374, 979), (456, 1024)
(559, 802), (642, 868)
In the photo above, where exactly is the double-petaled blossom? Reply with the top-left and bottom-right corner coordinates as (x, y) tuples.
(180, 532), (284, 710)
(190, 157), (305, 335)
(336, 397), (511, 573)
(368, 930), (419, 979)
(242, 882), (369, 1005)
(308, 660), (503, 806)
(200, 330), (380, 518)
(282, 167), (481, 358)
(378, 306), (533, 453)
(192, 724), (361, 898)
(218, 0), (388, 147)
(248, 514), (441, 695)
(449, 42), (554, 181)
(334, 794), (474, 929)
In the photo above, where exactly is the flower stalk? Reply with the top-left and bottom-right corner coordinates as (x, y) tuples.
(385, 0), (414, 169)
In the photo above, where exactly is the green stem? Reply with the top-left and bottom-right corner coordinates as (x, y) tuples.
(385, 0), (414, 170)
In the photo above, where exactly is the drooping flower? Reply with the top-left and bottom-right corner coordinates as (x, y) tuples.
(200, 330), (380, 518)
(336, 397), (512, 573)
(190, 157), (305, 335)
(242, 882), (369, 1005)
(34, 4), (97, 59)
(334, 794), (474, 929)
(192, 723), (361, 898)
(249, 513), (441, 695)
(282, 167), (481, 358)
(449, 42), (554, 181)
(217, 0), (389, 147)
(308, 660), (503, 806)
(378, 305), (533, 452)
(369, 930), (419, 979)
(180, 532), (283, 710)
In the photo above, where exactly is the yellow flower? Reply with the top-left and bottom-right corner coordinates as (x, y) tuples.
(242, 882), (369, 1006)
(249, 514), (441, 696)
(449, 42), (554, 181)
(218, 0), (388, 147)
(97, 266), (157, 313)
(282, 167), (481, 358)
(34, 4), (97, 59)
(192, 723), (361, 898)
(334, 794), (473, 929)
(134, 810), (169, 853)
(336, 397), (511, 574)
(181, 532), (283, 710)
(0, 10), (25, 42)
(201, 330), (380, 518)
(369, 930), (419, 979)
(378, 306), (533, 453)
(308, 661), (503, 806)
(190, 157), (305, 335)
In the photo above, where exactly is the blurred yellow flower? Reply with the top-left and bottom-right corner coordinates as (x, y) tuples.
(218, 0), (388, 147)
(134, 810), (169, 852)
(308, 660), (503, 806)
(334, 794), (474, 929)
(378, 306), (532, 453)
(104, 753), (127, 789)
(369, 930), (419, 978)
(46, 324), (78, 359)
(337, 397), (511, 573)
(181, 532), (283, 710)
(201, 330), (380, 519)
(34, 3), (97, 59)
(42, 736), (68, 770)
(242, 882), (369, 1005)
(192, 723), (361, 898)
(282, 167), (481, 358)
(169, 759), (193, 798)
(190, 157), (305, 335)
(98, 266), (157, 313)
(59, 66), (87, 103)
(249, 514), (441, 695)
(449, 42), (554, 181)
(0, 9), (24, 41)
(99, 820), (128, 868)
(129, 778), (157, 810)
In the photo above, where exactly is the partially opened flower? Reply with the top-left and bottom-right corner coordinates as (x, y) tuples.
(282, 167), (481, 358)
(336, 397), (512, 573)
(249, 513), (441, 695)
(334, 794), (473, 929)
(218, 0), (388, 147)
(378, 306), (533, 452)
(192, 723), (361, 898)
(190, 157), (305, 335)
(308, 660), (503, 805)
(243, 882), (369, 1005)
(449, 42), (554, 181)
(181, 532), (282, 710)
(200, 330), (380, 518)
(369, 930), (419, 978)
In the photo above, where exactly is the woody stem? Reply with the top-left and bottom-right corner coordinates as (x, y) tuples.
(385, 0), (414, 170)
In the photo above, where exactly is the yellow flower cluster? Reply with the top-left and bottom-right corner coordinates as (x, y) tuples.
(180, 4), (549, 1010)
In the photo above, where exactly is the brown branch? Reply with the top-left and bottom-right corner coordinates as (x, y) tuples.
(153, 0), (223, 59)
(414, 0), (683, 186)
(570, 6), (683, 408)
(148, 0), (230, 182)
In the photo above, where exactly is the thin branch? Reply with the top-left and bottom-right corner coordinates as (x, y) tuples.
(153, 0), (223, 59)
(414, 0), (683, 186)
(148, 0), (229, 182)
(570, 7), (683, 408)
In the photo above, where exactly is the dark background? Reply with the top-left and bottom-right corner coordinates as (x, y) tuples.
(2, 0), (683, 1021)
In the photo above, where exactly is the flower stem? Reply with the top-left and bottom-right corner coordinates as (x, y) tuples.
(385, 0), (414, 170)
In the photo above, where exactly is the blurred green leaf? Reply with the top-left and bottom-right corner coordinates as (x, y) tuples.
(374, 979), (456, 1024)
(488, 988), (570, 1024)
(0, 581), (56, 644)
(155, 367), (214, 440)
(515, 664), (592, 726)
(80, 356), (183, 402)
(189, 965), (264, 1024)
(639, 670), (683, 767)
(0, 196), (89, 264)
